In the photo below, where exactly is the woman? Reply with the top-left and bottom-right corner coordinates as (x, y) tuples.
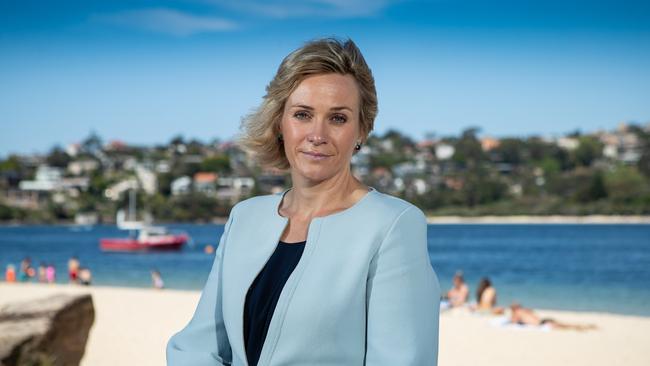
(470, 277), (504, 315)
(167, 37), (441, 366)
(444, 270), (469, 308)
(509, 302), (597, 331)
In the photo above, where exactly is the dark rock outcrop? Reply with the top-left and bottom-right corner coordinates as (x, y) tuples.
(0, 293), (95, 366)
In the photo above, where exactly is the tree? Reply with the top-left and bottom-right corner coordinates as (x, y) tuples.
(605, 165), (650, 203)
(46, 145), (71, 168)
(493, 138), (525, 165)
(573, 136), (603, 167)
(186, 139), (205, 155)
(382, 129), (415, 151)
(81, 131), (103, 154)
(629, 124), (650, 178)
(201, 155), (231, 174)
(170, 135), (185, 146)
(0, 155), (21, 173)
(575, 170), (608, 203)
(458, 171), (508, 207)
(452, 127), (486, 169)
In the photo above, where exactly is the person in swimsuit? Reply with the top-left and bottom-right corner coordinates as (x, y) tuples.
(68, 256), (80, 283)
(509, 302), (598, 331)
(470, 277), (505, 315)
(151, 269), (165, 289)
(445, 271), (470, 308)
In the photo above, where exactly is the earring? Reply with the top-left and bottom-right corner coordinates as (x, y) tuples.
(355, 141), (361, 150)
(278, 134), (283, 143)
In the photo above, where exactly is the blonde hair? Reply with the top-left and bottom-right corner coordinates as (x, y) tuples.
(237, 36), (378, 170)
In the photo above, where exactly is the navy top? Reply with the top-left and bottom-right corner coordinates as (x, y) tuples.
(244, 240), (306, 366)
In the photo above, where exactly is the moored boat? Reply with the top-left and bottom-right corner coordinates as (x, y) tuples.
(100, 225), (188, 252)
(99, 188), (190, 252)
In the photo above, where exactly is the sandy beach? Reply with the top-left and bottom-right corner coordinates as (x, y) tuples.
(1, 282), (649, 366)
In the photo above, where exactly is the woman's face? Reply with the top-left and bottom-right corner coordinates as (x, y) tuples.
(280, 73), (362, 184)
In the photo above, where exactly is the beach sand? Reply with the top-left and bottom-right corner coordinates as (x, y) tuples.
(1, 282), (649, 366)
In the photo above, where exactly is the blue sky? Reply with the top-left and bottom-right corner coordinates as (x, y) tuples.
(1, 0), (649, 157)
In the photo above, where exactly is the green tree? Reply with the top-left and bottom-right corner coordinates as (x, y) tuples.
(575, 170), (608, 203)
(493, 138), (526, 165)
(628, 124), (650, 178)
(186, 139), (205, 155)
(605, 165), (650, 203)
(81, 131), (103, 154)
(382, 129), (415, 151)
(573, 136), (603, 167)
(46, 145), (71, 168)
(0, 155), (21, 173)
(457, 167), (508, 207)
(452, 127), (486, 169)
(201, 155), (231, 174)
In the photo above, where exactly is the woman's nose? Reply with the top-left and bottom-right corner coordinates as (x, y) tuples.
(307, 119), (328, 144)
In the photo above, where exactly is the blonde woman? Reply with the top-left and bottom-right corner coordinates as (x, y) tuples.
(167, 37), (441, 366)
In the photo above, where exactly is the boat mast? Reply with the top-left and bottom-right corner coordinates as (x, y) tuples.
(129, 188), (136, 221)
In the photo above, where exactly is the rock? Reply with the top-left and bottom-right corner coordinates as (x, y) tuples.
(0, 293), (95, 366)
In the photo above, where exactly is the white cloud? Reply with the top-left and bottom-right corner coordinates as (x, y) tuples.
(93, 8), (238, 36)
(206, 0), (402, 19)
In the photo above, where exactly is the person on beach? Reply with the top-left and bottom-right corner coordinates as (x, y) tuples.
(46, 263), (56, 284)
(167, 37), (441, 366)
(78, 267), (92, 286)
(445, 270), (470, 308)
(38, 262), (47, 283)
(68, 256), (80, 283)
(5, 264), (16, 283)
(470, 277), (505, 315)
(509, 302), (598, 331)
(151, 269), (164, 289)
(19, 257), (34, 282)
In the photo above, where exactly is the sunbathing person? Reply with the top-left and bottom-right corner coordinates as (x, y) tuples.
(470, 277), (505, 315)
(445, 271), (470, 308)
(509, 302), (598, 331)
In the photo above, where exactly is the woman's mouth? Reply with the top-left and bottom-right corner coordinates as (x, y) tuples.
(302, 151), (331, 161)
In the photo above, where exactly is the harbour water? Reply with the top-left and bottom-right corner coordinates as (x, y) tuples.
(1, 223), (649, 316)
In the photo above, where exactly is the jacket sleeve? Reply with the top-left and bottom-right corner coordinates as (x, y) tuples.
(166, 210), (235, 366)
(365, 205), (441, 365)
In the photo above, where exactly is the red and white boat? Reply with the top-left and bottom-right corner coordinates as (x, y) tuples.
(100, 189), (189, 252)
(100, 225), (189, 252)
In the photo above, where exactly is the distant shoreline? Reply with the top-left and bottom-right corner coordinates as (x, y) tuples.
(1, 215), (650, 226)
(425, 215), (650, 224)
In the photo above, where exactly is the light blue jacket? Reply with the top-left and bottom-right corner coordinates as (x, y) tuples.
(167, 187), (441, 365)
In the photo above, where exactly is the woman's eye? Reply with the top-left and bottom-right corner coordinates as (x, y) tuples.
(332, 115), (347, 123)
(294, 111), (310, 120)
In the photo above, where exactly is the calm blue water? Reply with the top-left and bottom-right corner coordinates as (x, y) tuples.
(1, 224), (649, 316)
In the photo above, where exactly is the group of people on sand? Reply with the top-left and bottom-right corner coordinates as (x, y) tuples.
(5, 255), (166, 290)
(3, 256), (93, 286)
(444, 271), (504, 315)
(442, 270), (598, 331)
(4, 257), (56, 284)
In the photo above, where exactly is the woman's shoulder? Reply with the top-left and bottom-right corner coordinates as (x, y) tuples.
(366, 188), (426, 219)
(230, 191), (280, 215)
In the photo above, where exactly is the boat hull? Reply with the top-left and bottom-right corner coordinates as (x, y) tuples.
(100, 234), (188, 252)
